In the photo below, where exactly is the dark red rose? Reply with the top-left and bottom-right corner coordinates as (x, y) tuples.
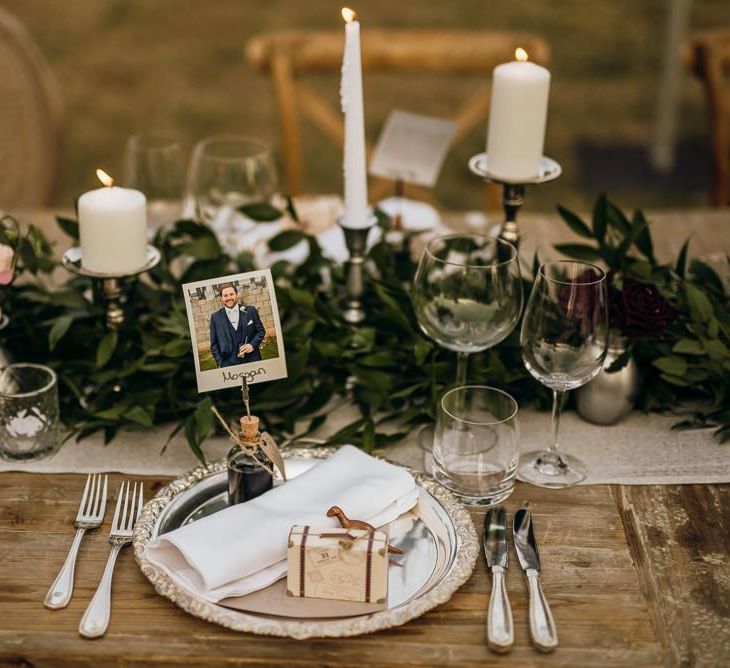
(612, 279), (676, 339)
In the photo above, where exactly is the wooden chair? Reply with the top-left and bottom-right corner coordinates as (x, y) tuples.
(0, 7), (63, 207)
(687, 30), (730, 207)
(246, 30), (550, 206)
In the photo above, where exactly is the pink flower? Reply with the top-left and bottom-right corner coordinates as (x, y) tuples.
(0, 245), (14, 285)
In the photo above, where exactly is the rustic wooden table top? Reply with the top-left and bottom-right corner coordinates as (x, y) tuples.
(1, 472), (728, 667)
(1, 205), (728, 666)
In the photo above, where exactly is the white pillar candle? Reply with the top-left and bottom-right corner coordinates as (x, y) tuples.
(486, 48), (550, 182)
(340, 7), (370, 229)
(78, 169), (147, 274)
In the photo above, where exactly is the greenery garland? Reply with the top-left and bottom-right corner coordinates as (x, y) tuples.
(0, 194), (727, 461)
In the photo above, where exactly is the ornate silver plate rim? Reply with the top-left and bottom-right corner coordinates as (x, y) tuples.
(133, 447), (478, 639)
(468, 152), (562, 185)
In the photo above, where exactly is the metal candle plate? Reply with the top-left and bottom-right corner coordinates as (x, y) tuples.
(62, 245), (161, 279)
(468, 153), (562, 185)
(133, 448), (478, 639)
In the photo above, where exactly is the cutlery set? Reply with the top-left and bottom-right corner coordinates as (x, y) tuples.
(484, 507), (557, 654)
(44, 474), (144, 638)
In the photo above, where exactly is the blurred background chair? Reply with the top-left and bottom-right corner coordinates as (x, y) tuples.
(246, 30), (550, 208)
(687, 29), (730, 207)
(0, 7), (62, 208)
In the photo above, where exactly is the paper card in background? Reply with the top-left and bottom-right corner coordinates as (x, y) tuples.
(182, 268), (287, 393)
(369, 110), (457, 188)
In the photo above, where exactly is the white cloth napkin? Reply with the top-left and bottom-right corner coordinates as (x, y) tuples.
(145, 446), (419, 602)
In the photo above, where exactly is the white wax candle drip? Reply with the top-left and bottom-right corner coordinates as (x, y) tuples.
(486, 49), (551, 182)
(340, 9), (371, 229)
(78, 170), (148, 274)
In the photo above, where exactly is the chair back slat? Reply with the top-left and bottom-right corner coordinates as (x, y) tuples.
(0, 8), (62, 207)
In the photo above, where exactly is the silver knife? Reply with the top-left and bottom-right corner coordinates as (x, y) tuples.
(483, 507), (513, 653)
(513, 508), (558, 652)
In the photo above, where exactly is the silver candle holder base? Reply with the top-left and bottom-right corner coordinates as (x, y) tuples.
(338, 215), (377, 325)
(468, 153), (562, 247)
(62, 245), (161, 329)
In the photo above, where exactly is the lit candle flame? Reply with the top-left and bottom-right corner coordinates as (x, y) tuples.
(515, 48), (528, 62)
(96, 168), (114, 187)
(342, 7), (356, 23)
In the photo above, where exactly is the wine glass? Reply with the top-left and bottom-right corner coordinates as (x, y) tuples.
(123, 134), (184, 230)
(518, 260), (609, 488)
(412, 234), (523, 388)
(186, 135), (278, 250)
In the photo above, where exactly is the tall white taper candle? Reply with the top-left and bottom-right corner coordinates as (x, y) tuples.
(340, 7), (370, 229)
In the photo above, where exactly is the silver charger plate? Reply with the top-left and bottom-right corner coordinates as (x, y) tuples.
(133, 448), (478, 639)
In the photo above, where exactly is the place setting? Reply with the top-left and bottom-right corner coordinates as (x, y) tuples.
(1, 3), (729, 666)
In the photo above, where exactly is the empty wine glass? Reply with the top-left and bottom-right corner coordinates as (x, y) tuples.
(123, 134), (184, 230)
(187, 135), (278, 250)
(412, 234), (522, 387)
(519, 260), (609, 488)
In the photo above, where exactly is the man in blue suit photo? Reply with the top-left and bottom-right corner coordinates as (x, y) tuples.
(209, 284), (266, 368)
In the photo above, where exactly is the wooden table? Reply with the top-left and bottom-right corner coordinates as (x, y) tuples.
(1, 206), (728, 666)
(1, 474), (728, 667)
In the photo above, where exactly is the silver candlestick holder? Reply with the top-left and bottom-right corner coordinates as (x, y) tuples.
(468, 153), (562, 247)
(62, 246), (161, 329)
(338, 215), (377, 325)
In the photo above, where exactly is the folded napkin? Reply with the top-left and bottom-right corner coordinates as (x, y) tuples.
(146, 446), (419, 602)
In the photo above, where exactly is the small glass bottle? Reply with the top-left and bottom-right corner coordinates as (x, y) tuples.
(226, 415), (273, 506)
(227, 445), (273, 505)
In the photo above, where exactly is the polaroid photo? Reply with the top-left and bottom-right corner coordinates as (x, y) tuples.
(182, 268), (287, 393)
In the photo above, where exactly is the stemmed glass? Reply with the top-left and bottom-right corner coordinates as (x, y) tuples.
(186, 135), (278, 250)
(123, 134), (184, 230)
(412, 234), (523, 388)
(519, 260), (609, 488)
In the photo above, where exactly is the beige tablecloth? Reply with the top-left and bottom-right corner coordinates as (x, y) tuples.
(2, 403), (728, 486)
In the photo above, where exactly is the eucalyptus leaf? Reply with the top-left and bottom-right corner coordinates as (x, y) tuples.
(285, 196), (299, 223)
(96, 331), (118, 368)
(631, 209), (655, 261)
(592, 193), (608, 242)
(179, 236), (222, 261)
(685, 283), (714, 323)
(123, 406), (154, 427)
(713, 425), (730, 444)
(653, 356), (688, 376)
(161, 339), (191, 357)
(552, 244), (604, 263)
(56, 216), (80, 240)
(48, 315), (75, 351)
(675, 238), (690, 278)
(556, 205), (592, 238)
(673, 339), (705, 355)
(239, 202), (282, 222)
(268, 230), (307, 252)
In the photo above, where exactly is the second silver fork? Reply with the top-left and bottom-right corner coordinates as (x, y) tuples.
(79, 480), (143, 639)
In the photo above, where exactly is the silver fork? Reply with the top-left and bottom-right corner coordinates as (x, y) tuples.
(44, 473), (108, 609)
(79, 481), (143, 638)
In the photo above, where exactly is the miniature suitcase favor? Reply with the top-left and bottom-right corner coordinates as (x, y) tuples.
(286, 525), (388, 603)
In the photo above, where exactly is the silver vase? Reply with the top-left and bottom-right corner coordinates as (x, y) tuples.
(576, 340), (639, 425)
